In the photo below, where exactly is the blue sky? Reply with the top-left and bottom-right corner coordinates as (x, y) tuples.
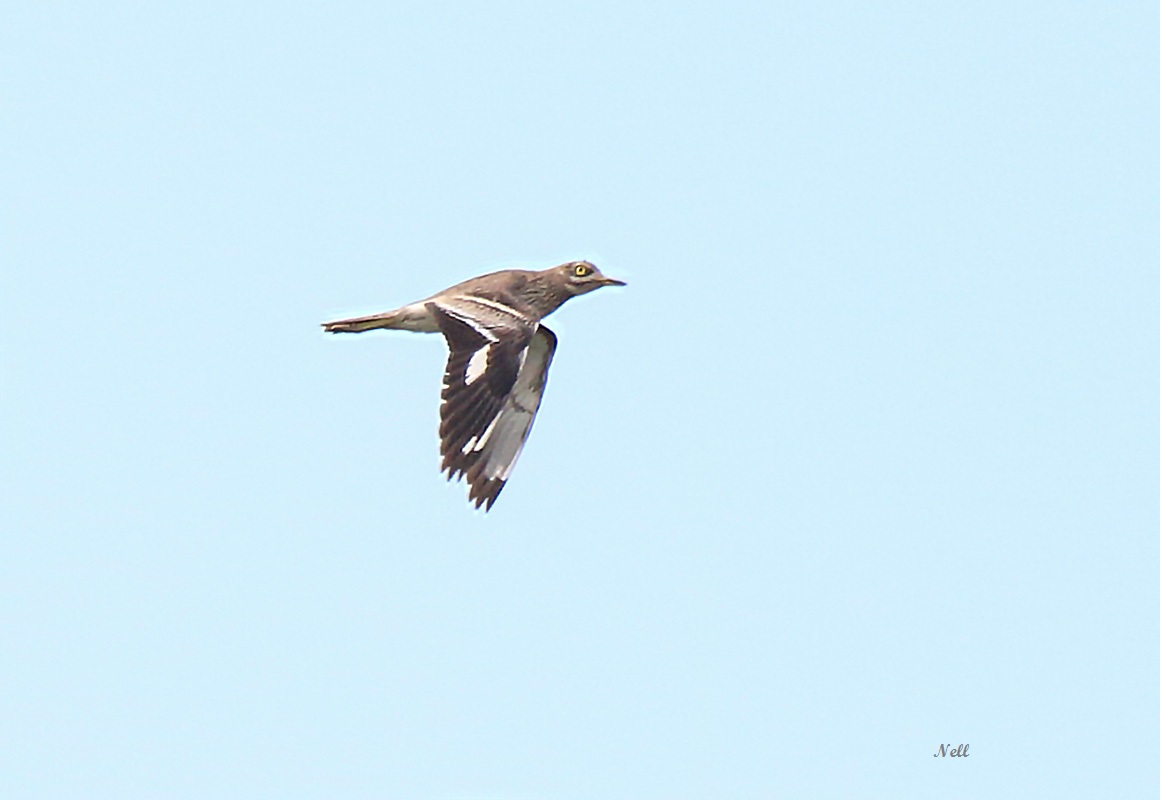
(3, 2), (1158, 797)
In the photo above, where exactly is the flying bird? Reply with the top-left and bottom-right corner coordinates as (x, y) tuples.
(322, 261), (625, 510)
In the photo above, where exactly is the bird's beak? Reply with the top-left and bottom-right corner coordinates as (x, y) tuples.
(601, 276), (627, 287)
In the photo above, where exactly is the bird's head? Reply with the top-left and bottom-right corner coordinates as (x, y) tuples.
(555, 261), (627, 296)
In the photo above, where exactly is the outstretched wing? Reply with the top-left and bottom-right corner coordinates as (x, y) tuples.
(430, 302), (557, 510)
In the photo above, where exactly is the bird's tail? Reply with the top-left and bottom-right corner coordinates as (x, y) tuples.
(321, 310), (404, 334)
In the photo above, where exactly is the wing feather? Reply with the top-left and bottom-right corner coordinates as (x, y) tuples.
(463, 326), (557, 509)
(430, 303), (555, 508)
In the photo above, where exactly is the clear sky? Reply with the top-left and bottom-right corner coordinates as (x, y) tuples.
(3, 2), (1158, 798)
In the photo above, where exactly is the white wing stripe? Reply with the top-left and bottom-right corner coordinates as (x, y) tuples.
(431, 302), (499, 342)
(456, 295), (534, 324)
(461, 413), (501, 455)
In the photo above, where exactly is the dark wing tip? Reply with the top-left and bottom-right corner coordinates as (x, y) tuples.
(468, 477), (505, 511)
(441, 449), (505, 512)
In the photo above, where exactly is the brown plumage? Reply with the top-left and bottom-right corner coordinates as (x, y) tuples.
(322, 261), (625, 510)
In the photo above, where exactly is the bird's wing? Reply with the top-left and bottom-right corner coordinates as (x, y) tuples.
(430, 301), (556, 510)
(461, 325), (557, 510)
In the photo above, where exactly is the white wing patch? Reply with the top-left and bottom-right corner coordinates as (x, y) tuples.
(464, 345), (489, 386)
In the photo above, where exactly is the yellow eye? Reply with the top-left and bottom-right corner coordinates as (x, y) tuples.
(573, 263), (591, 277)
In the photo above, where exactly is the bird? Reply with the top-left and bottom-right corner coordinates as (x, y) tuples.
(322, 260), (625, 510)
